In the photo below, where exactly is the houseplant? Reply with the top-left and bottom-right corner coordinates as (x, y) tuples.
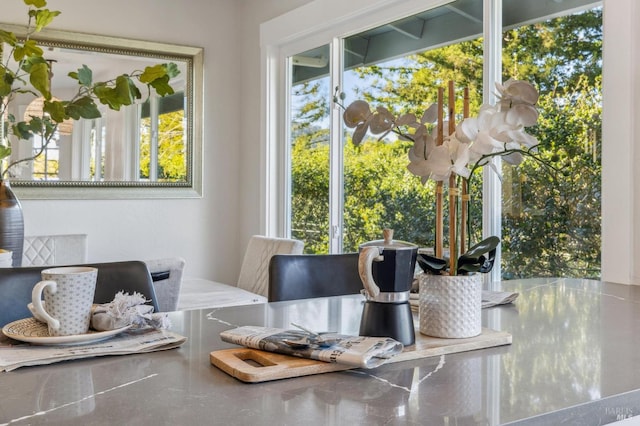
(0, 0), (179, 265)
(342, 78), (546, 337)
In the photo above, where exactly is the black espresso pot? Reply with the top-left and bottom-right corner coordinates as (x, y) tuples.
(358, 229), (417, 346)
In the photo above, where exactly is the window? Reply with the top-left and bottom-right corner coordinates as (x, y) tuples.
(339, 5), (486, 255)
(276, 0), (603, 280)
(500, 9), (602, 279)
(32, 134), (61, 180)
(289, 45), (332, 253)
(17, 93), (187, 183)
(140, 92), (187, 182)
(85, 122), (106, 181)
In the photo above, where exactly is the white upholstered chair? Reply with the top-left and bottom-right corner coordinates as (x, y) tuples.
(144, 257), (186, 312)
(22, 234), (88, 266)
(176, 236), (303, 310)
(236, 235), (304, 298)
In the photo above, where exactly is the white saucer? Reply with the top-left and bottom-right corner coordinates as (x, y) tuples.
(1, 317), (131, 346)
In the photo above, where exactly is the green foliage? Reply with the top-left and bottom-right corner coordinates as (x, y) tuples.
(501, 75), (601, 279)
(291, 135), (330, 253)
(343, 139), (435, 251)
(503, 9), (602, 92)
(498, 10), (602, 279)
(418, 236), (500, 275)
(139, 110), (186, 181)
(291, 80), (330, 133)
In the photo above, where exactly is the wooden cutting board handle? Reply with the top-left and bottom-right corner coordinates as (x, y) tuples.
(211, 328), (512, 383)
(210, 348), (353, 383)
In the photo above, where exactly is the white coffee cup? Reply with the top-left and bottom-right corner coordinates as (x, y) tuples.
(0, 249), (13, 267)
(31, 266), (98, 336)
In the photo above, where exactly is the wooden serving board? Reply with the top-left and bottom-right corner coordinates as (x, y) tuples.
(210, 327), (511, 383)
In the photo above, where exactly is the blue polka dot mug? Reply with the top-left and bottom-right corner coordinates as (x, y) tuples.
(31, 267), (98, 336)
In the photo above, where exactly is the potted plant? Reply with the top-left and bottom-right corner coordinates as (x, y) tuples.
(340, 78), (550, 337)
(0, 0), (180, 265)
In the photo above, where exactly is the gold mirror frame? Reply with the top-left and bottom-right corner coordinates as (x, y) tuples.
(0, 24), (203, 199)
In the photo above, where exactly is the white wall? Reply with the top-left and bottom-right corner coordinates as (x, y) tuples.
(2, 0), (307, 283)
(602, 0), (640, 284)
(237, 0), (313, 246)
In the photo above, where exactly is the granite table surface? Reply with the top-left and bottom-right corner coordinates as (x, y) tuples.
(1, 277), (640, 425)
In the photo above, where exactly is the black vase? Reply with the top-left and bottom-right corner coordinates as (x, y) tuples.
(0, 180), (24, 267)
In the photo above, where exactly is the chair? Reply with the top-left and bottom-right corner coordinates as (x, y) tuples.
(22, 234), (88, 266)
(236, 235), (304, 298)
(0, 260), (159, 327)
(144, 257), (186, 312)
(268, 253), (363, 302)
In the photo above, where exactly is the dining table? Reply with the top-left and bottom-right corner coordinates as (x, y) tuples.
(2, 277), (640, 425)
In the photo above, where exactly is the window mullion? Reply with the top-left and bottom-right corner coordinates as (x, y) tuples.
(149, 99), (159, 181)
(483, 0), (503, 286)
(279, 50), (292, 238)
(328, 37), (344, 254)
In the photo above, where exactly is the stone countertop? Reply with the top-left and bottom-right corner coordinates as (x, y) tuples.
(1, 277), (639, 425)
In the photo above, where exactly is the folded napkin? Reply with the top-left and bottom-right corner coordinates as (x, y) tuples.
(481, 290), (519, 308)
(91, 291), (171, 331)
(220, 325), (403, 369)
(409, 290), (519, 312)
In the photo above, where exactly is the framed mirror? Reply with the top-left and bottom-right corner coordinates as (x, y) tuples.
(0, 24), (203, 199)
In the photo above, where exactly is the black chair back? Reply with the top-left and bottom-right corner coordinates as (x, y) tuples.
(0, 261), (159, 327)
(268, 253), (363, 302)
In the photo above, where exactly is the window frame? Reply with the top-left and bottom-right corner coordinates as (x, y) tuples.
(261, 0), (630, 283)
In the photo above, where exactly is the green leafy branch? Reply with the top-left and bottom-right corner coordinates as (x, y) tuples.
(0, 0), (180, 177)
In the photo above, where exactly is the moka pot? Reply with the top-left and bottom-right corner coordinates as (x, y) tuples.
(358, 229), (418, 346)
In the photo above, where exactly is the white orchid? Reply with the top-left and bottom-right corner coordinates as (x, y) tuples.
(343, 100), (373, 145)
(341, 79), (541, 275)
(407, 125), (472, 182)
(496, 78), (539, 106)
(343, 101), (397, 145)
(407, 132), (436, 182)
(343, 79), (540, 183)
(455, 84), (540, 169)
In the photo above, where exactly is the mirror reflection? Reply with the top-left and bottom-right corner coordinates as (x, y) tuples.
(0, 24), (203, 196)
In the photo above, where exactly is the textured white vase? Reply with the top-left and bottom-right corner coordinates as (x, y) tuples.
(419, 273), (482, 338)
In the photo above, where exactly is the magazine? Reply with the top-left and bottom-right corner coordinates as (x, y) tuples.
(220, 325), (403, 369)
(0, 328), (187, 372)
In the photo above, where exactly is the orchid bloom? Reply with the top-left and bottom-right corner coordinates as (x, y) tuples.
(451, 80), (540, 169)
(343, 101), (397, 145)
(408, 127), (472, 182)
(407, 131), (436, 182)
(343, 78), (540, 184)
(424, 142), (464, 181)
(496, 78), (539, 106)
(343, 100), (373, 146)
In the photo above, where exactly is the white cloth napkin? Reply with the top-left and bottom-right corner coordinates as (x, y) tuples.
(91, 291), (171, 331)
(409, 290), (519, 311)
(480, 290), (519, 308)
